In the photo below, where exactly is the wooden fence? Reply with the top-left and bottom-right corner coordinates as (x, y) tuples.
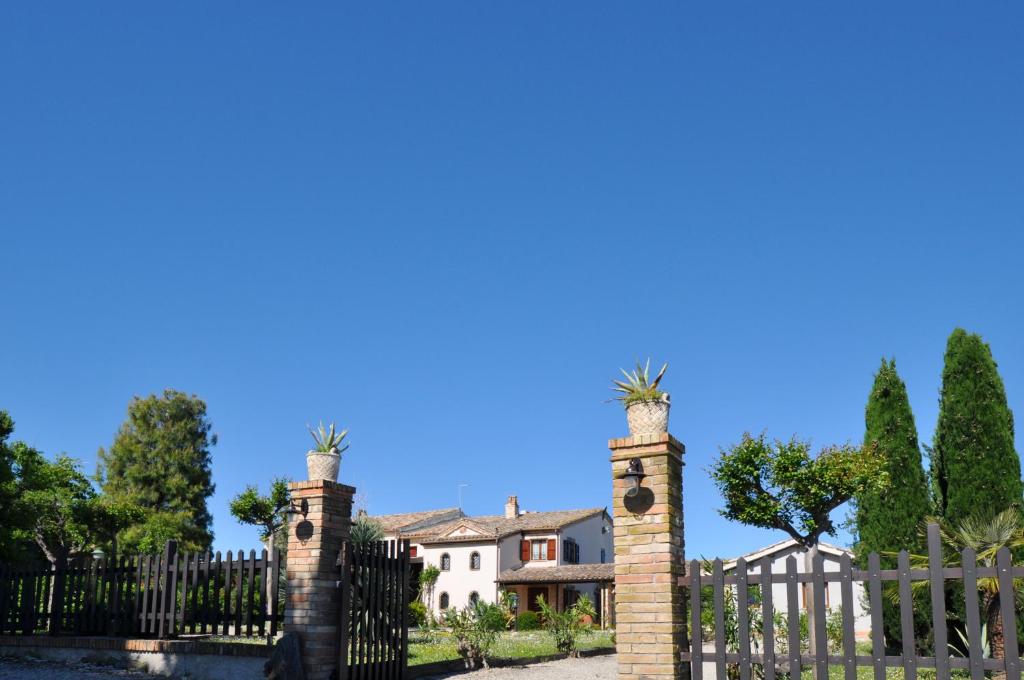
(0, 540), (282, 639)
(340, 539), (411, 680)
(681, 523), (1022, 680)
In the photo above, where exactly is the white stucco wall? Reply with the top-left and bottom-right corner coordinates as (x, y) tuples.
(559, 513), (613, 565)
(421, 541), (499, 612)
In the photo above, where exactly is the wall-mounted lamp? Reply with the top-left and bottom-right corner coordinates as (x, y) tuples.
(287, 498), (309, 519)
(618, 458), (647, 497)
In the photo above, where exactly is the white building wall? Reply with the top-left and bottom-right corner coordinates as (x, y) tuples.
(421, 541), (499, 612)
(559, 513), (613, 565)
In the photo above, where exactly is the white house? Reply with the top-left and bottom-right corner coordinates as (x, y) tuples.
(370, 495), (614, 621)
(721, 539), (871, 640)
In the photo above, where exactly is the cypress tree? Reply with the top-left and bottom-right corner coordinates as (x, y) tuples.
(98, 389), (216, 553)
(854, 359), (931, 652)
(932, 328), (1021, 527)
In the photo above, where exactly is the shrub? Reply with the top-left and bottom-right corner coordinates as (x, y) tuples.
(443, 602), (499, 670)
(516, 610), (541, 631)
(477, 602), (508, 632)
(536, 594), (597, 657)
(408, 600), (427, 627)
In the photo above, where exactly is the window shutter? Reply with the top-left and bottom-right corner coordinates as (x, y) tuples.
(521, 540), (530, 562)
(547, 538), (556, 561)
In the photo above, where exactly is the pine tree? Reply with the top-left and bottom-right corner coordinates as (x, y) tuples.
(932, 329), (1021, 528)
(98, 389), (217, 553)
(854, 359), (931, 653)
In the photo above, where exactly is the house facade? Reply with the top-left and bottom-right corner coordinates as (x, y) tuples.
(722, 539), (872, 640)
(370, 495), (614, 620)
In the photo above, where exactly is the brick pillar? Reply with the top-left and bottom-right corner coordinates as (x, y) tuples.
(610, 432), (689, 680)
(286, 480), (355, 680)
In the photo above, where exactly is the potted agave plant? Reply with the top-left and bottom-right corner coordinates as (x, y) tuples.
(306, 421), (350, 482)
(611, 359), (670, 435)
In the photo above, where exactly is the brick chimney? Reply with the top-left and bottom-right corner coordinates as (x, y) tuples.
(504, 495), (519, 519)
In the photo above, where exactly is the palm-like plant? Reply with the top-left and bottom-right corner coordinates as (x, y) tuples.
(611, 359), (668, 404)
(308, 421), (350, 454)
(892, 509), (1024, 676)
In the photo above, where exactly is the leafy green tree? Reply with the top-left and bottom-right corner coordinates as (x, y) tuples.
(853, 359), (932, 653)
(12, 444), (143, 566)
(932, 329), (1021, 528)
(98, 390), (216, 553)
(0, 411), (20, 560)
(710, 433), (886, 548)
(710, 432), (886, 672)
(536, 593), (597, 657)
(230, 478), (290, 551)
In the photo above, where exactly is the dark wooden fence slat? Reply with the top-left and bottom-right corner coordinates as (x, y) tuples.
(758, 557), (774, 680)
(212, 552), (223, 636)
(400, 540), (410, 679)
(688, 559), (703, 680)
(179, 553), (190, 634)
(191, 552), (201, 634)
(166, 545), (180, 639)
(785, 556), (801, 680)
(839, 553), (856, 680)
(245, 549), (256, 636)
(223, 551), (233, 636)
(926, 525), (949, 680)
(712, 558), (726, 680)
(897, 550), (917, 680)
(269, 548), (280, 638)
(811, 551), (828, 680)
(962, 547), (985, 680)
(356, 544), (367, 680)
(200, 552), (210, 635)
(257, 549), (268, 637)
(139, 555), (152, 635)
(370, 541), (381, 680)
(338, 542), (352, 680)
(736, 557), (751, 680)
(233, 550), (244, 637)
(997, 547), (1020, 680)
(867, 552), (885, 680)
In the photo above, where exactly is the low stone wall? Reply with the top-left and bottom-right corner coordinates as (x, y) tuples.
(0, 636), (271, 679)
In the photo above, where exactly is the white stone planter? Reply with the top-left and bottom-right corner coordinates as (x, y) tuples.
(306, 450), (341, 482)
(625, 395), (670, 436)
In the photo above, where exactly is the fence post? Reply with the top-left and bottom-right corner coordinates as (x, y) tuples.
(609, 432), (688, 680)
(285, 479), (355, 680)
(159, 540), (178, 639)
(49, 562), (64, 635)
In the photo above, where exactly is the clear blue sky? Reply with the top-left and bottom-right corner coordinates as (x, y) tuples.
(1, 3), (1021, 558)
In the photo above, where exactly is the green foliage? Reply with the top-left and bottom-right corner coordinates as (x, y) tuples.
(443, 602), (500, 669)
(420, 564), (441, 587)
(11, 444), (143, 565)
(0, 411), (20, 560)
(854, 359), (932, 652)
(98, 389), (217, 553)
(350, 515), (385, 546)
(710, 432), (887, 547)
(308, 421), (350, 454)
(230, 478), (290, 544)
(515, 610), (541, 631)
(535, 593), (597, 658)
(476, 602), (509, 632)
(932, 329), (1021, 528)
(611, 359), (668, 405)
(409, 600), (428, 627)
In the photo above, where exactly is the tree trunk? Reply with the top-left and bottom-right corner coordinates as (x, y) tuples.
(988, 597), (1007, 680)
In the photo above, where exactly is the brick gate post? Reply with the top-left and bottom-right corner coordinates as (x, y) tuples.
(285, 479), (355, 680)
(610, 432), (689, 680)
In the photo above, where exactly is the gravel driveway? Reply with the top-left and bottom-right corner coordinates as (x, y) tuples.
(0, 656), (152, 679)
(420, 654), (616, 680)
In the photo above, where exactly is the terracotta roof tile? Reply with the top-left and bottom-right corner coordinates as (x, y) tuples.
(496, 563), (615, 584)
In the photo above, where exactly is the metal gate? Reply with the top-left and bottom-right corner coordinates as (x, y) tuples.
(339, 539), (411, 680)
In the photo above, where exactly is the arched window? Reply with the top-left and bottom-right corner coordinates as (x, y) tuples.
(440, 553), (451, 571)
(469, 591), (480, 606)
(470, 551), (481, 570)
(439, 592), (450, 610)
